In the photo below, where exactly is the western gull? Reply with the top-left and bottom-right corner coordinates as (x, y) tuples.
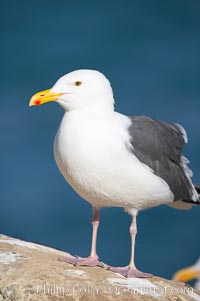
(173, 259), (200, 290)
(29, 69), (200, 278)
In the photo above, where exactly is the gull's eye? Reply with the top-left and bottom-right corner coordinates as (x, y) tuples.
(74, 81), (82, 86)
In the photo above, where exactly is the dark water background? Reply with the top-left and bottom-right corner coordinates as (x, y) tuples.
(1, 0), (200, 280)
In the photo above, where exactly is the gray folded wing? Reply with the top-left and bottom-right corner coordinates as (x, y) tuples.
(128, 116), (194, 201)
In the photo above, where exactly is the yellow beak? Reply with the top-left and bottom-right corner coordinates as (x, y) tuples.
(29, 89), (63, 107)
(173, 267), (199, 282)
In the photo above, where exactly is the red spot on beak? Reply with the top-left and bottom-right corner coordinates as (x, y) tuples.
(35, 100), (41, 106)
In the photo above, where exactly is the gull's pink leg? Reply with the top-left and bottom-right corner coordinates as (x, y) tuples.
(60, 207), (104, 267)
(89, 206), (99, 259)
(109, 212), (153, 278)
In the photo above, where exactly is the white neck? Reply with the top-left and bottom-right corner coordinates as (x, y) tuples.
(60, 93), (115, 115)
(77, 96), (114, 115)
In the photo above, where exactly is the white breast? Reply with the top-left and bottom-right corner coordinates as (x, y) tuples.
(54, 111), (173, 210)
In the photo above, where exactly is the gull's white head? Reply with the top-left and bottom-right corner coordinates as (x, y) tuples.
(29, 69), (114, 111)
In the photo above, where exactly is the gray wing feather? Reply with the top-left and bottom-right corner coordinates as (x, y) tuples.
(128, 116), (194, 201)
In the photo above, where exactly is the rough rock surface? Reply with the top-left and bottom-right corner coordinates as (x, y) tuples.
(0, 234), (199, 301)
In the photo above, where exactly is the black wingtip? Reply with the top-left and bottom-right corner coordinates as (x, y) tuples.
(181, 185), (200, 205)
(194, 184), (200, 195)
(182, 199), (200, 205)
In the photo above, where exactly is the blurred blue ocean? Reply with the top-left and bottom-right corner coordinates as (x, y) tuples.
(1, 0), (200, 280)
